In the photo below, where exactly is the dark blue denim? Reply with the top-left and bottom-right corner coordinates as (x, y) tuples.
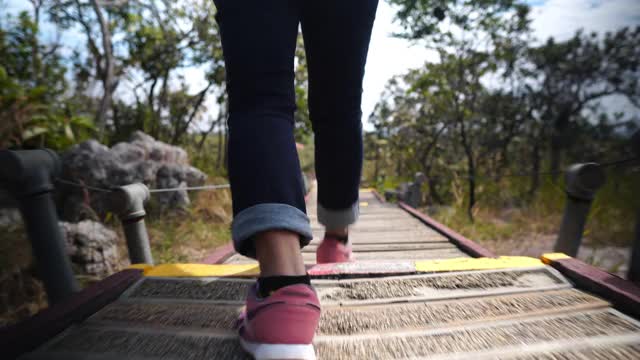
(214, 0), (378, 257)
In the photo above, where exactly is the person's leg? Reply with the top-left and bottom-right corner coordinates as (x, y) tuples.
(301, 0), (378, 261)
(214, 1), (320, 358)
(214, 0), (309, 271)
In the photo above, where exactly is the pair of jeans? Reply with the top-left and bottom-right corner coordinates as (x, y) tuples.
(214, 0), (378, 258)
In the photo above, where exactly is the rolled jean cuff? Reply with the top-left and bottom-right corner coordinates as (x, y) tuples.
(317, 200), (359, 229)
(232, 203), (313, 259)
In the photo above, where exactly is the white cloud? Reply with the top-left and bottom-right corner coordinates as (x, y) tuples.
(529, 0), (640, 43)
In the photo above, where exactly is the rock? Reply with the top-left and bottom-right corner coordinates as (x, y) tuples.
(60, 220), (122, 277)
(58, 131), (206, 220)
(0, 208), (21, 228)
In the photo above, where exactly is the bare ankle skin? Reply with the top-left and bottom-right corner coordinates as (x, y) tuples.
(255, 230), (306, 277)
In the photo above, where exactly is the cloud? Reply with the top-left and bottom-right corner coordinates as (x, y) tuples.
(529, 0), (640, 43)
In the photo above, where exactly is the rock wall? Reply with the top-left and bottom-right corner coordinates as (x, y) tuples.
(60, 220), (122, 277)
(58, 131), (207, 220)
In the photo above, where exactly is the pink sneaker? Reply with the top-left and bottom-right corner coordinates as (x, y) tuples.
(237, 283), (321, 360)
(316, 237), (353, 264)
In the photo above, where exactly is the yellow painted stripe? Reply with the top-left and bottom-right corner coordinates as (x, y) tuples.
(139, 256), (545, 277)
(359, 188), (374, 192)
(541, 252), (571, 264)
(128, 263), (153, 273)
(415, 256), (544, 272)
(144, 263), (260, 277)
(359, 201), (369, 207)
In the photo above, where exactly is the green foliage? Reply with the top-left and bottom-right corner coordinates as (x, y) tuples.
(0, 10), (94, 150)
(389, 0), (530, 45)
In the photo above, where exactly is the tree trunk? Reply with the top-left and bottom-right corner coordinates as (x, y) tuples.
(171, 82), (212, 145)
(528, 141), (541, 198)
(466, 158), (476, 222)
(198, 118), (217, 151)
(30, 1), (42, 85)
(457, 113), (476, 222)
(427, 177), (444, 205)
(550, 135), (562, 182)
(148, 77), (158, 136)
(549, 111), (570, 182)
(90, 0), (115, 139)
(373, 143), (380, 183)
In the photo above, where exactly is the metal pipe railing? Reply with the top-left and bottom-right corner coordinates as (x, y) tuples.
(554, 163), (606, 257)
(0, 149), (79, 304)
(109, 183), (154, 265)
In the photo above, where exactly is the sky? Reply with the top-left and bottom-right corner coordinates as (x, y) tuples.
(3, 0), (640, 131)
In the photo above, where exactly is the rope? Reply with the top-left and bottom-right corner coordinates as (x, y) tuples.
(54, 178), (230, 194)
(600, 156), (639, 168)
(442, 155), (638, 182)
(52, 155), (635, 194)
(148, 184), (230, 193)
(54, 178), (114, 193)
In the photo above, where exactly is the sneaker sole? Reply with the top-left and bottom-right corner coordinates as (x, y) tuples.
(239, 337), (316, 360)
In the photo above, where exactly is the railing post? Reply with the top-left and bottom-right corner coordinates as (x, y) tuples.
(406, 172), (426, 208)
(554, 163), (606, 256)
(0, 149), (79, 304)
(628, 130), (640, 282)
(110, 183), (154, 265)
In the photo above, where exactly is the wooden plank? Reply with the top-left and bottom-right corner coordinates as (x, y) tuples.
(82, 289), (607, 337)
(303, 242), (458, 253)
(311, 229), (446, 240)
(29, 309), (639, 360)
(0, 269), (143, 359)
(398, 202), (495, 258)
(542, 254), (640, 318)
(316, 267), (571, 306)
(314, 309), (640, 359)
(302, 248), (468, 263)
(423, 334), (640, 360)
(200, 242), (235, 264)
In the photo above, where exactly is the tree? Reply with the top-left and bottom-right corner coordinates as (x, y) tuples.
(0, 6), (93, 150)
(380, 1), (532, 219)
(48, 0), (129, 138)
(528, 27), (640, 180)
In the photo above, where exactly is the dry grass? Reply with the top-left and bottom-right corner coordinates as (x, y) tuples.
(146, 182), (233, 263)
(425, 173), (638, 275)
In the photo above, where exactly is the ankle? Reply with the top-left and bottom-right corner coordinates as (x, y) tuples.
(258, 274), (311, 298)
(255, 230), (306, 276)
(325, 227), (349, 244)
(325, 227), (348, 237)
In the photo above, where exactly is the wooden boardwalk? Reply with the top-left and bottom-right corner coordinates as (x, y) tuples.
(10, 190), (640, 359)
(225, 189), (470, 265)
